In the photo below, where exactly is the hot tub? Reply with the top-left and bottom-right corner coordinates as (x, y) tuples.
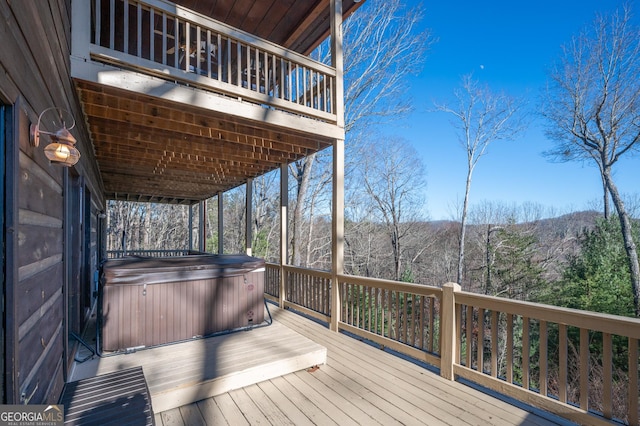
(99, 254), (265, 352)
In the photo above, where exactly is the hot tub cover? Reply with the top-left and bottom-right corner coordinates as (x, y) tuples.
(103, 254), (265, 286)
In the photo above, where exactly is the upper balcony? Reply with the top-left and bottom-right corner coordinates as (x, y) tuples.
(70, 0), (358, 203)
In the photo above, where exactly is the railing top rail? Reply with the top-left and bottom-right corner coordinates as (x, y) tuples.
(281, 264), (333, 279)
(134, 0), (336, 75)
(456, 290), (640, 339)
(339, 274), (442, 298)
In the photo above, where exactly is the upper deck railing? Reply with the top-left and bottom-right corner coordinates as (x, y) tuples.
(75, 0), (337, 123)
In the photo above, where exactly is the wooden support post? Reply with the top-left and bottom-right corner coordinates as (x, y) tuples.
(188, 204), (193, 251)
(441, 282), (461, 381)
(330, 0), (344, 128)
(331, 138), (344, 332)
(279, 164), (288, 308)
(217, 191), (223, 254)
(198, 200), (206, 252)
(330, 0), (344, 332)
(246, 178), (253, 256)
(71, 0), (90, 59)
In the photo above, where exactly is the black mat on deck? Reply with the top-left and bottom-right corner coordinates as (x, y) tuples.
(60, 366), (154, 425)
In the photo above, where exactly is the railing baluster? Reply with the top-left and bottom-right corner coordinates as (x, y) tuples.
(386, 289), (392, 339)
(162, 12), (167, 65)
(394, 291), (400, 341)
(137, 2), (141, 57)
(235, 40), (241, 86)
(506, 313), (513, 382)
(265, 51), (270, 94)
(455, 302), (462, 362)
(217, 33), (222, 81)
(374, 287), (380, 335)
(303, 66), (308, 106)
(109, 0), (115, 49)
(466, 305), (473, 368)
(330, 77), (334, 113)
(226, 37), (231, 84)
(359, 284), (364, 330)
(522, 316), (530, 389)
(206, 30), (211, 78)
(185, 22), (191, 73)
(539, 320), (548, 396)
(95, 0), (101, 46)
(603, 332), (613, 419)
(477, 308), (484, 373)
(122, 0), (128, 53)
(341, 281), (346, 324)
(419, 296), (425, 349)
(149, 7), (154, 62)
(558, 323), (567, 402)
(491, 310), (498, 377)
(253, 48), (262, 93)
(367, 286), (373, 332)
(287, 61), (293, 101)
(579, 327), (588, 410)
(411, 294), (417, 346)
(196, 26), (201, 74)
(173, 17), (179, 68)
(402, 292), (408, 343)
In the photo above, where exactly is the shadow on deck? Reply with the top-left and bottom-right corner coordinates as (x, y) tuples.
(155, 305), (578, 426)
(68, 309), (326, 414)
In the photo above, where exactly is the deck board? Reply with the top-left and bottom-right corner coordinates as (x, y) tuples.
(154, 305), (576, 426)
(255, 379), (316, 426)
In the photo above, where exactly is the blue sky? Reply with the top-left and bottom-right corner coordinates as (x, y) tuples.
(385, 0), (638, 220)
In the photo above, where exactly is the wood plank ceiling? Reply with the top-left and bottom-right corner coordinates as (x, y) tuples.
(75, 0), (363, 204)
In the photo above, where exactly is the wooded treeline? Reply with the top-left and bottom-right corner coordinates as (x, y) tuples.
(105, 191), (639, 317)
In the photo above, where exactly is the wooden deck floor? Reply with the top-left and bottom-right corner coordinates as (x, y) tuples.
(154, 305), (575, 426)
(69, 313), (326, 413)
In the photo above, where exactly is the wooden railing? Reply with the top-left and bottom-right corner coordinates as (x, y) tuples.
(339, 274), (442, 368)
(265, 264), (331, 323)
(81, 0), (337, 122)
(455, 291), (640, 426)
(266, 263), (640, 426)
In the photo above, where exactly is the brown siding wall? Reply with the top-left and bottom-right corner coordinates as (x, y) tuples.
(1, 0), (104, 404)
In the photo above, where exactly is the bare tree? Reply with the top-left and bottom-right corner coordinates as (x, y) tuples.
(289, 0), (433, 267)
(360, 137), (426, 281)
(435, 75), (526, 287)
(541, 5), (640, 316)
(342, 0), (433, 136)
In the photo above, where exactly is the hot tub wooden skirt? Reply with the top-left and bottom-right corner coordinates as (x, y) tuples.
(100, 255), (265, 353)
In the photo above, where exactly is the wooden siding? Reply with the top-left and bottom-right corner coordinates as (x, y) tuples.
(0, 0), (103, 404)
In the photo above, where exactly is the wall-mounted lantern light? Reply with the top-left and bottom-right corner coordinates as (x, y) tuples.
(30, 107), (81, 167)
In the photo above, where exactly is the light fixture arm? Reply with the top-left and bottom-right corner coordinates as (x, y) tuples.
(30, 107), (76, 147)
(30, 107), (81, 167)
